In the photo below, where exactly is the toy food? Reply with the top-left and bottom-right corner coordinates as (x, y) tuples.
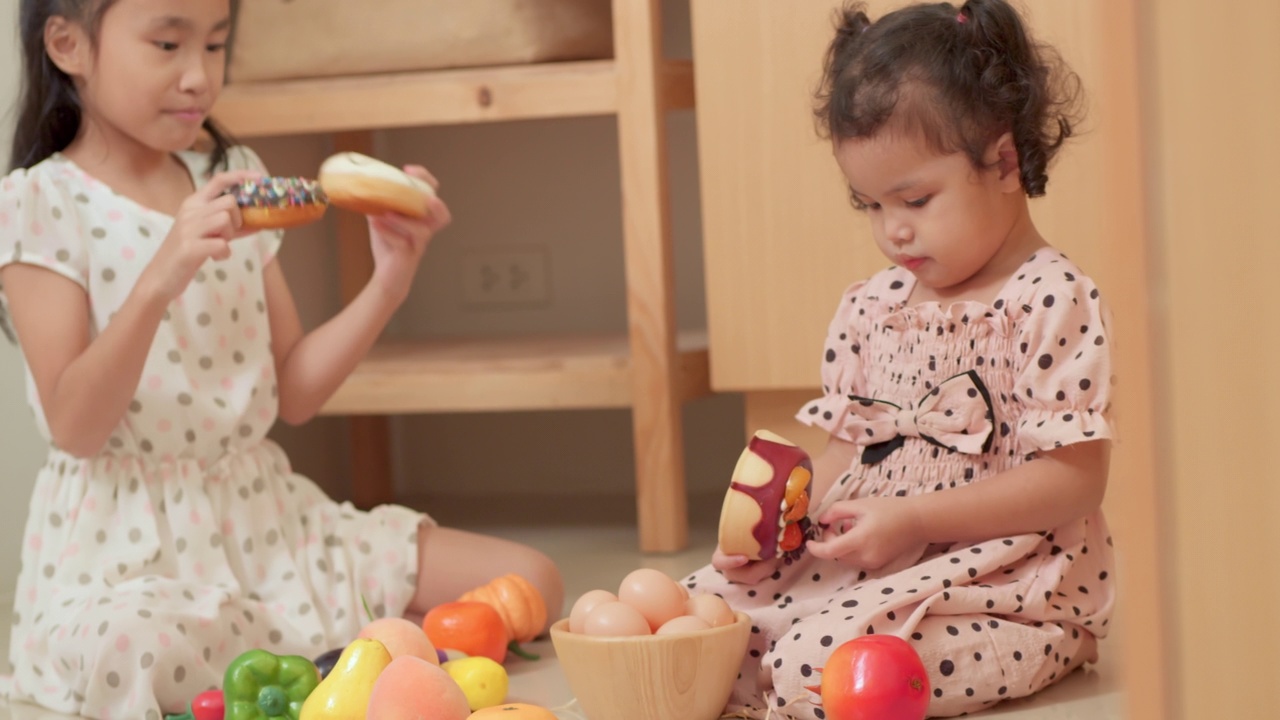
(357, 616), (439, 665)
(467, 704), (559, 720)
(423, 601), (510, 664)
(318, 151), (436, 218)
(457, 573), (548, 644)
(298, 637), (392, 720)
(565, 572), (743, 638)
(617, 568), (685, 632)
(163, 689), (224, 720)
(684, 593), (736, 628)
(717, 429), (814, 562)
(568, 589), (618, 634)
(806, 636), (930, 720)
(443, 656), (509, 711)
(655, 615), (711, 634)
(581, 600), (651, 637)
(230, 176), (328, 230)
(222, 649), (320, 720)
(312, 647), (345, 680)
(367, 655), (471, 720)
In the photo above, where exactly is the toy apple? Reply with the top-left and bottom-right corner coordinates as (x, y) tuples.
(806, 635), (930, 720)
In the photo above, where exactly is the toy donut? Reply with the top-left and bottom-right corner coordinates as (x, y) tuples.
(231, 176), (328, 230)
(318, 152), (436, 218)
(717, 430), (814, 562)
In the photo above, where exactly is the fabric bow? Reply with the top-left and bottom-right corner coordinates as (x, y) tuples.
(847, 369), (995, 465)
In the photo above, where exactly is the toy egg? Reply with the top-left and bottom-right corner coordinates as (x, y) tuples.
(549, 611), (751, 720)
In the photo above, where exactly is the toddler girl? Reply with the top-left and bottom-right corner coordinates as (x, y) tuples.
(684, 1), (1113, 717)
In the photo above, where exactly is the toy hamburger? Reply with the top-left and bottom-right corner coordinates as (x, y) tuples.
(717, 430), (814, 562)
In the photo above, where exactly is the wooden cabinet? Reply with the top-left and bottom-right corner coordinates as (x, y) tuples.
(691, 1), (1163, 718)
(216, 1), (710, 552)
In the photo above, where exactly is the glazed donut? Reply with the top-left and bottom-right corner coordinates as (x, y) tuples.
(318, 152), (436, 218)
(717, 430), (814, 562)
(231, 176), (328, 230)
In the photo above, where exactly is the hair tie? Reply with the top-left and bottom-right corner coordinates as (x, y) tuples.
(957, 11), (968, 23)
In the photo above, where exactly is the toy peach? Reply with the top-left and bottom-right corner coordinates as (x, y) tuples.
(358, 616), (439, 665)
(366, 655), (471, 720)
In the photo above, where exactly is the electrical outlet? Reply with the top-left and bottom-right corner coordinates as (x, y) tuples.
(460, 247), (551, 308)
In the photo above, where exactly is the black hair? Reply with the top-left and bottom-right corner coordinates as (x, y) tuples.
(815, 0), (1083, 197)
(10, 0), (240, 175)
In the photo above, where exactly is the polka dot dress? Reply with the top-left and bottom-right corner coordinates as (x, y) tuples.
(0, 147), (429, 719)
(683, 252), (1116, 718)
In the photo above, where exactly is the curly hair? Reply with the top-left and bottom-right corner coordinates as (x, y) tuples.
(814, 0), (1083, 197)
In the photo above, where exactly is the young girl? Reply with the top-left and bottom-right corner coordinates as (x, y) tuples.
(0, 0), (563, 717)
(684, 1), (1113, 717)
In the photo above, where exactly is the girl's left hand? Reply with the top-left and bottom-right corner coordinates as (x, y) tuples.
(806, 496), (925, 570)
(367, 165), (452, 304)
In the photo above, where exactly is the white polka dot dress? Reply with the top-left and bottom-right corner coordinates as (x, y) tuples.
(0, 148), (429, 719)
(682, 251), (1116, 718)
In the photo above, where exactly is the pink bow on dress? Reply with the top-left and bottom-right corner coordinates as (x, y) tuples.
(846, 369), (995, 464)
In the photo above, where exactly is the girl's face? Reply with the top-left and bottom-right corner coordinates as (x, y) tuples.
(833, 129), (1029, 298)
(71, 0), (232, 155)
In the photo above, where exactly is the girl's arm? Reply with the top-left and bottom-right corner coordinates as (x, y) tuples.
(808, 440), (1109, 568)
(809, 435), (860, 506)
(909, 440), (1109, 543)
(0, 265), (167, 457)
(0, 172), (253, 457)
(263, 257), (401, 425)
(267, 176), (450, 424)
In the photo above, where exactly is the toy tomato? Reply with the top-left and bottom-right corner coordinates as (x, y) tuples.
(164, 689), (225, 720)
(423, 601), (509, 664)
(806, 635), (930, 720)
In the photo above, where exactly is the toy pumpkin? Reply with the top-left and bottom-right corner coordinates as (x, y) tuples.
(458, 574), (547, 644)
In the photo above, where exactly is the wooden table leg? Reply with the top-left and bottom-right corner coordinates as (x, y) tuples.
(613, 0), (688, 552)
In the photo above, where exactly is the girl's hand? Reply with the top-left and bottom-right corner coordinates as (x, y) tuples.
(143, 170), (260, 303)
(712, 547), (780, 585)
(367, 165), (452, 304)
(807, 496), (925, 571)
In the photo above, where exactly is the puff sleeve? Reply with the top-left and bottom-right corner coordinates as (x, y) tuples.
(0, 166), (91, 289)
(1010, 272), (1115, 453)
(0, 166), (93, 340)
(796, 279), (871, 441)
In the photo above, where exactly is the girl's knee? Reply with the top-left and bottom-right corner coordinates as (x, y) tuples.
(509, 542), (564, 630)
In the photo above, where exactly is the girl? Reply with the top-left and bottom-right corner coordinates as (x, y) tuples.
(684, 1), (1113, 717)
(0, 0), (563, 717)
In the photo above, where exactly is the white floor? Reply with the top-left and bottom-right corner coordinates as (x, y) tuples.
(0, 518), (1124, 719)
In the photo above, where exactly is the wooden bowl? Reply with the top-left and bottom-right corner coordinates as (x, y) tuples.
(549, 611), (751, 720)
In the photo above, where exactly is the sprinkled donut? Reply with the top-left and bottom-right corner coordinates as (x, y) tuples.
(231, 176), (328, 230)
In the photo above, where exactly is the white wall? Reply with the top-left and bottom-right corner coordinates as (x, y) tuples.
(0, 0), (47, 628)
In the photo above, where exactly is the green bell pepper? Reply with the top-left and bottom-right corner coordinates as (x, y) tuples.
(223, 649), (321, 720)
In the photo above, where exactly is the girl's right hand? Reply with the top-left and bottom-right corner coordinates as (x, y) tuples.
(712, 547), (779, 585)
(143, 170), (260, 303)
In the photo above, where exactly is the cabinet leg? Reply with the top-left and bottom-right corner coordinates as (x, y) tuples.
(349, 416), (394, 509)
(614, 0), (688, 552)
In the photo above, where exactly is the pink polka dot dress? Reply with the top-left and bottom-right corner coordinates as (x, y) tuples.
(682, 251), (1117, 718)
(0, 147), (429, 719)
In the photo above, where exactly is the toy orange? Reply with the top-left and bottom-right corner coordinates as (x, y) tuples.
(423, 601), (509, 664)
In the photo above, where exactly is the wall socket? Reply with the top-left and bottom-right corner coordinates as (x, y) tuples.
(460, 247), (551, 308)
